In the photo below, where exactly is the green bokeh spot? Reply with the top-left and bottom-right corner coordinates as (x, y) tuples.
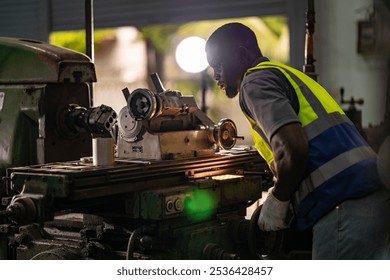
(184, 189), (216, 222)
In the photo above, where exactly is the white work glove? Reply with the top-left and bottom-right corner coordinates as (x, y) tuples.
(258, 187), (291, 231)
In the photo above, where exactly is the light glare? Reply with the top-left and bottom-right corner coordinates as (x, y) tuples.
(211, 174), (244, 181)
(175, 36), (208, 73)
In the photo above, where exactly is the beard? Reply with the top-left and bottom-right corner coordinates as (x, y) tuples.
(224, 84), (239, 99)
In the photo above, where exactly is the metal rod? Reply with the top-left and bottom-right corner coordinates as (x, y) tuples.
(201, 70), (208, 113)
(85, 0), (94, 62)
(85, 0), (94, 106)
(303, 0), (317, 80)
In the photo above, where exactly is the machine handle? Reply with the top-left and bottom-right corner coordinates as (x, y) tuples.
(150, 73), (166, 93)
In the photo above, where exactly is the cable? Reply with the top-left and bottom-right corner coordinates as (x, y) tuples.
(126, 227), (145, 260)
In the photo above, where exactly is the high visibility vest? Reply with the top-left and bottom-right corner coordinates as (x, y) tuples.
(240, 61), (381, 230)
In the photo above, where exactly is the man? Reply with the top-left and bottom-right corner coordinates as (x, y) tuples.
(205, 22), (390, 259)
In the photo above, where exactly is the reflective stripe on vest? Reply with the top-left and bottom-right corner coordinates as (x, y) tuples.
(242, 62), (347, 164)
(241, 61), (379, 229)
(296, 145), (377, 203)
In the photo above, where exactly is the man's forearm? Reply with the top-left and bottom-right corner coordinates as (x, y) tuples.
(270, 123), (309, 201)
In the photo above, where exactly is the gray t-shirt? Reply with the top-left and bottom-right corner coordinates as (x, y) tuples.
(240, 59), (301, 142)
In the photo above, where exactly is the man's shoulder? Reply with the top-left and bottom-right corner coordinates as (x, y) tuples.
(242, 67), (286, 89)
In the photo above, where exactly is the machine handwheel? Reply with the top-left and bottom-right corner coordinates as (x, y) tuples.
(248, 204), (284, 259)
(214, 118), (238, 150)
(127, 88), (158, 120)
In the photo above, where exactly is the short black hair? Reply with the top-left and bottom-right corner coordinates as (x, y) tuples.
(206, 22), (261, 55)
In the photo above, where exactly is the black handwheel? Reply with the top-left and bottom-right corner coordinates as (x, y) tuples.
(248, 204), (284, 259)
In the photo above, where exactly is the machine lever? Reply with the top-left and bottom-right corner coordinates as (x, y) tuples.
(150, 72), (166, 93)
(122, 87), (130, 101)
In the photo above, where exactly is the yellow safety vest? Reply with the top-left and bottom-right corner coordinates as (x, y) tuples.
(240, 61), (381, 230)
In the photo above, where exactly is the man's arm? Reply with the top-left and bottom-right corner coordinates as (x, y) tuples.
(270, 122), (309, 201)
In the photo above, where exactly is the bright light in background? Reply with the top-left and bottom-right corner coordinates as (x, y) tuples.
(175, 36), (208, 73)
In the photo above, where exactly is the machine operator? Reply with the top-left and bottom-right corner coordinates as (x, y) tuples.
(205, 22), (390, 260)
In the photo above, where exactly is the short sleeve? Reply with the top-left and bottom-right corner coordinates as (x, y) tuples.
(240, 69), (300, 141)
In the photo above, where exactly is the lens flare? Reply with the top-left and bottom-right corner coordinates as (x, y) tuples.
(183, 189), (216, 221)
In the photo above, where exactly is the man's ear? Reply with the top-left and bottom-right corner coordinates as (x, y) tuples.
(238, 46), (249, 65)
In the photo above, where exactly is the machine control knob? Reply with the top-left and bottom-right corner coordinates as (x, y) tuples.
(174, 198), (183, 211)
(165, 200), (174, 213)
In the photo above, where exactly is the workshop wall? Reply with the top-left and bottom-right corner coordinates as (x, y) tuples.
(0, 0), (50, 41)
(315, 0), (389, 127)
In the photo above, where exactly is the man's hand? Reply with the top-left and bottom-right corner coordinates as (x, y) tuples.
(258, 187), (291, 231)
